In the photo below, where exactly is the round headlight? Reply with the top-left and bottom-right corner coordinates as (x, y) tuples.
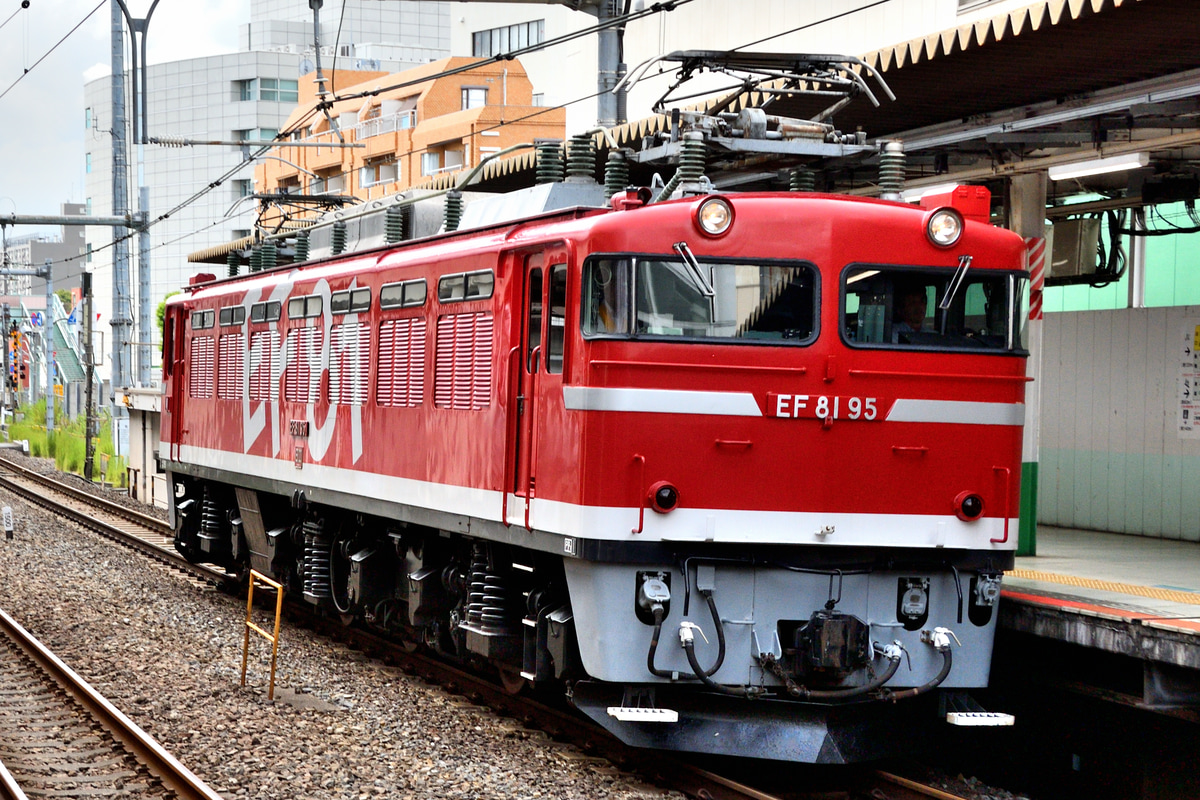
(954, 491), (985, 521)
(648, 481), (679, 513)
(695, 197), (734, 237)
(926, 207), (964, 248)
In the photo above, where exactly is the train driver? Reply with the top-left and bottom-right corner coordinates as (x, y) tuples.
(587, 262), (622, 333)
(891, 281), (929, 343)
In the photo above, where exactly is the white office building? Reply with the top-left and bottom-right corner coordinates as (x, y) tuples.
(83, 0), (450, 386)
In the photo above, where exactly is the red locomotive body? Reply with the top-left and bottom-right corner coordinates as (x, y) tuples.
(163, 187), (1027, 762)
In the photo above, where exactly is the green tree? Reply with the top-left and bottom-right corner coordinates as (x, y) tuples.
(156, 291), (181, 353)
(55, 289), (74, 311)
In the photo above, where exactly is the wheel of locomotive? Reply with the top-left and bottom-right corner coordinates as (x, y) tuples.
(497, 666), (526, 696)
(329, 530), (357, 624)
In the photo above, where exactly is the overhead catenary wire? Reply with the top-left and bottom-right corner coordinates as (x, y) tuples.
(78, 0), (906, 272)
(0, 0), (104, 102)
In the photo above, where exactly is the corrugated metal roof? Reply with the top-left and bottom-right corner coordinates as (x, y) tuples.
(765, 0), (1200, 140)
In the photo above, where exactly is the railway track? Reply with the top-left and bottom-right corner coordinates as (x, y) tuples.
(0, 454), (972, 800)
(0, 456), (233, 590)
(0, 605), (223, 800)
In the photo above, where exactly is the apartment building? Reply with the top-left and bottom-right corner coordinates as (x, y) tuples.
(254, 57), (565, 204)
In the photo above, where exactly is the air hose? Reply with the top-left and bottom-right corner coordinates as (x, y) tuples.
(646, 588), (726, 679)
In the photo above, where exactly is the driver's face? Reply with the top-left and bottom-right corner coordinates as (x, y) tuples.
(898, 290), (927, 328)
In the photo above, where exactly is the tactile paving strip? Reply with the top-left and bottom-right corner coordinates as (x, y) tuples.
(1006, 569), (1200, 606)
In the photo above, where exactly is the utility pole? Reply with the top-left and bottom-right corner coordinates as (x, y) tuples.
(42, 259), (54, 433)
(110, 0), (133, 454)
(83, 270), (96, 483)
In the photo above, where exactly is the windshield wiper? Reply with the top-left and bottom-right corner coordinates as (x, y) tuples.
(938, 254), (973, 311)
(672, 241), (716, 297)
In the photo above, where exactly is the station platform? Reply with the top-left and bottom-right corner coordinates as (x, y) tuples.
(999, 526), (1200, 699)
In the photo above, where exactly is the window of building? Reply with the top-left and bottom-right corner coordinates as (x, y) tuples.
(86, 244), (93, 264)
(421, 152), (441, 176)
(312, 172), (345, 195)
(472, 19), (543, 57)
(84, 108), (92, 129)
(86, 198), (92, 214)
(234, 179), (252, 198)
(360, 159), (399, 187)
(462, 87), (487, 110)
(233, 129), (279, 143)
(238, 78), (298, 103)
(85, 153), (92, 174)
(260, 78), (299, 104)
(531, 93), (545, 107)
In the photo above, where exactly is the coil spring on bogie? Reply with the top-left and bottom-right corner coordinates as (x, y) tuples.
(604, 151), (629, 200)
(566, 133), (596, 182)
(293, 230), (310, 263)
(226, 250), (240, 277)
(198, 488), (221, 544)
(385, 205), (407, 244)
(535, 140), (564, 184)
(465, 544), (515, 635)
(878, 141), (906, 199)
(790, 168), (816, 192)
(444, 191), (463, 232)
(302, 518), (333, 601)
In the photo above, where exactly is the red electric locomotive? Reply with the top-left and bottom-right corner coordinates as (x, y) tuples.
(163, 169), (1027, 762)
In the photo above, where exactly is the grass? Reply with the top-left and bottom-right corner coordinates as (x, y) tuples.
(5, 399), (128, 487)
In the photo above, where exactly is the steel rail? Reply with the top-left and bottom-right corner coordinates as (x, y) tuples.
(0, 606), (224, 800)
(0, 461), (230, 588)
(0, 454), (170, 533)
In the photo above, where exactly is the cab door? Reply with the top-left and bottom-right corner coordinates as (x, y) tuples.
(164, 304), (188, 461)
(510, 248), (570, 528)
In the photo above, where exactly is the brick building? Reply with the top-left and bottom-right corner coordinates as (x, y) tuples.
(254, 57), (564, 206)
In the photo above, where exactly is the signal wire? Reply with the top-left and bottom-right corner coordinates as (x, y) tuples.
(0, 0), (104, 102)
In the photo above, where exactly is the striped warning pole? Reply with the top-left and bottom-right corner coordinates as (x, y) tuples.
(1020, 235), (1046, 556)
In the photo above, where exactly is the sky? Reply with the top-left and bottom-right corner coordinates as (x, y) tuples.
(0, 0), (244, 230)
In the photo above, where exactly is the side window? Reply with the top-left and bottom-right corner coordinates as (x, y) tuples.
(526, 268), (543, 372)
(547, 264), (566, 374)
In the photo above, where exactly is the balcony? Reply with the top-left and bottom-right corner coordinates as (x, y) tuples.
(355, 110), (417, 140)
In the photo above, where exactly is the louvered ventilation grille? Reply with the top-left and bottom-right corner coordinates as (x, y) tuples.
(377, 318), (427, 408)
(285, 326), (322, 403)
(329, 323), (369, 405)
(189, 337), (214, 398)
(434, 312), (493, 410)
(218, 334), (244, 400)
(249, 330), (281, 401)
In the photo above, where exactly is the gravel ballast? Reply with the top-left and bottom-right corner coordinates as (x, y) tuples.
(0, 456), (676, 800)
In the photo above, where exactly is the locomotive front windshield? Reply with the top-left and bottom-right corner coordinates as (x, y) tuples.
(842, 266), (1028, 352)
(582, 256), (816, 344)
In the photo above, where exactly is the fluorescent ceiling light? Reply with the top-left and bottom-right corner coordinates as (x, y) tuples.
(1047, 152), (1149, 181)
(899, 183), (959, 202)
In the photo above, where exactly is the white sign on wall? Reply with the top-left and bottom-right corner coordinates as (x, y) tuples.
(1179, 321), (1200, 439)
